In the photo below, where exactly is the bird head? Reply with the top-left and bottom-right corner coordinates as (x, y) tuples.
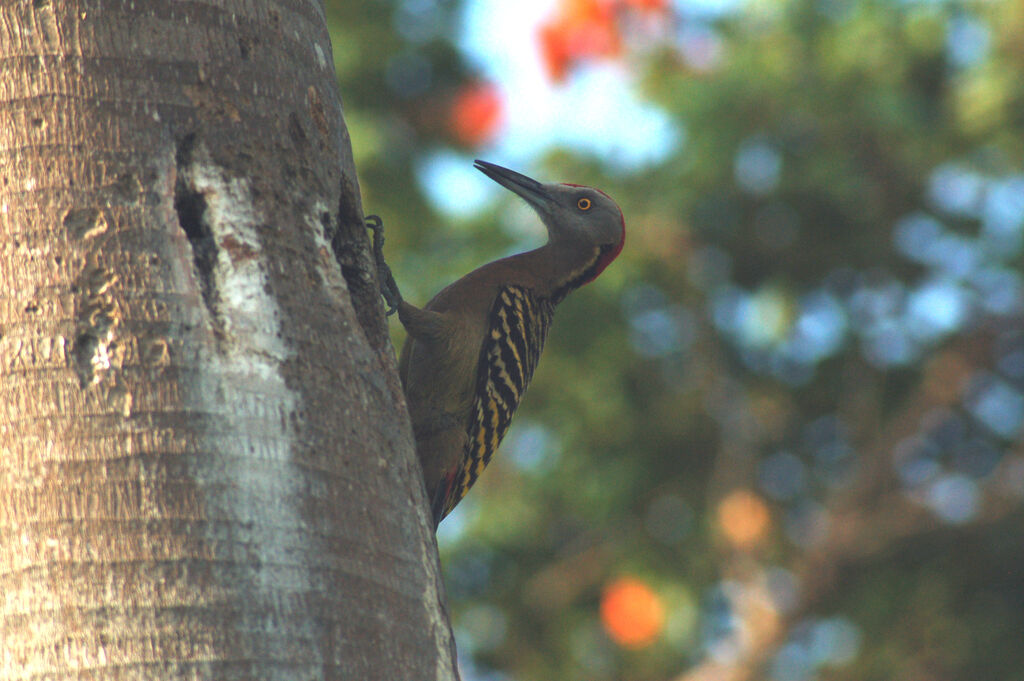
(474, 160), (625, 281)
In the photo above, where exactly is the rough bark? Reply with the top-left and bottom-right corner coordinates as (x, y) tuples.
(0, 2), (457, 680)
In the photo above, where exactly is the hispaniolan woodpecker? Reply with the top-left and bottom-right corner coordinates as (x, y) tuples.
(373, 160), (625, 528)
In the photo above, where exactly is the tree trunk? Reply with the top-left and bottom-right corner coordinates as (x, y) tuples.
(0, 2), (457, 679)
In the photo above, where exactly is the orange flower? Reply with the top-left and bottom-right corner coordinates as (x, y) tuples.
(449, 82), (503, 147)
(600, 577), (666, 648)
(537, 0), (622, 81)
(538, 22), (573, 82)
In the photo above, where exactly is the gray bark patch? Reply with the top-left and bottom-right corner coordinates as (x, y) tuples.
(62, 207), (107, 240)
(70, 264), (119, 388)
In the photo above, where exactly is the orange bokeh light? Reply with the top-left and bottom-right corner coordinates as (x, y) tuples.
(717, 489), (771, 548)
(537, 0), (670, 81)
(449, 82), (503, 147)
(537, 0), (622, 81)
(621, 0), (669, 11)
(600, 576), (666, 649)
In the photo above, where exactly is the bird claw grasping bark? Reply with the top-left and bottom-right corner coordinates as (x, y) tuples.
(366, 214), (400, 316)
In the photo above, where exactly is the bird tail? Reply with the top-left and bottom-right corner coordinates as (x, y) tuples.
(430, 473), (456, 529)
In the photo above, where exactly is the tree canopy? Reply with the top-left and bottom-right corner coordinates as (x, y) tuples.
(327, 0), (1024, 678)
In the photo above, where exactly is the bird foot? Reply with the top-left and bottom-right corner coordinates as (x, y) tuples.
(366, 214), (401, 316)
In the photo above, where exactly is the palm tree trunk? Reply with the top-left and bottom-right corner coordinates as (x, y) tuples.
(0, 2), (457, 679)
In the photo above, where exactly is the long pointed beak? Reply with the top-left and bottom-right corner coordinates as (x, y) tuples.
(474, 160), (552, 207)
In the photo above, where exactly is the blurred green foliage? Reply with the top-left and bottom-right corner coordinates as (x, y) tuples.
(325, 0), (1024, 679)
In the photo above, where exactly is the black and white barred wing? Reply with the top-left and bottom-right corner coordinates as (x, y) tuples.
(440, 285), (555, 521)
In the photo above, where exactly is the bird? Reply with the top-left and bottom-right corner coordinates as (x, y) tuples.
(371, 159), (625, 528)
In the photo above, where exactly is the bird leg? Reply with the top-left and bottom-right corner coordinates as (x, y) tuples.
(366, 215), (452, 343)
(366, 214), (401, 316)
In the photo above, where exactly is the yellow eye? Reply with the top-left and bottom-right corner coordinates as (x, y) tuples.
(577, 197), (592, 211)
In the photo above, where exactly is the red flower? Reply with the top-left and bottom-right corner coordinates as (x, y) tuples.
(538, 0), (623, 82)
(449, 83), (504, 147)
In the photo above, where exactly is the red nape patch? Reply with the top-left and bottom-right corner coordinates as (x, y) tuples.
(593, 215), (625, 279)
(577, 214), (625, 287)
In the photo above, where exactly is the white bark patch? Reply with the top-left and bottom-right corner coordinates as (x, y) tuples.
(190, 165), (289, 360)
(182, 162), (323, 676)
